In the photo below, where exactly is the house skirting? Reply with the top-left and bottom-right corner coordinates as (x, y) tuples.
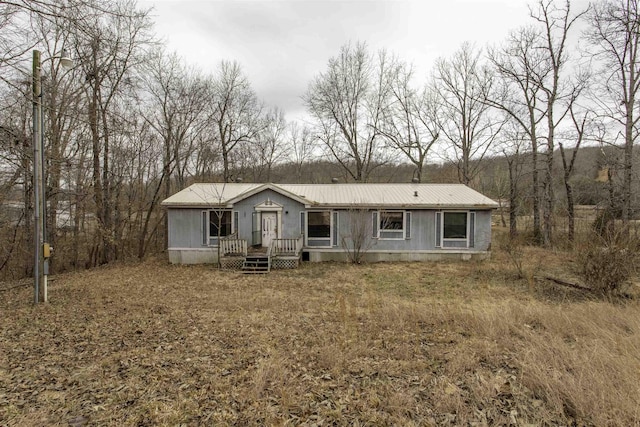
(218, 256), (300, 270)
(168, 248), (218, 264)
(305, 249), (491, 263)
(169, 247), (491, 265)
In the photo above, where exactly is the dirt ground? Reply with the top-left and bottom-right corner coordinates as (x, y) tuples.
(1, 248), (639, 426)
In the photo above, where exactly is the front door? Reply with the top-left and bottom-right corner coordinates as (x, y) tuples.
(262, 212), (278, 248)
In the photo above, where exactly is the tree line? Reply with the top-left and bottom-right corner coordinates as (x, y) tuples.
(0, 0), (638, 279)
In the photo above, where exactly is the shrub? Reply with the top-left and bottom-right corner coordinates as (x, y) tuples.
(496, 231), (538, 280)
(575, 230), (638, 298)
(341, 207), (375, 264)
(591, 208), (616, 238)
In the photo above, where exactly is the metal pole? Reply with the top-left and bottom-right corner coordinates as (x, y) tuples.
(32, 50), (43, 304)
(41, 80), (48, 303)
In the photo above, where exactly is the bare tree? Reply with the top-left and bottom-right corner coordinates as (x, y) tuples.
(434, 42), (503, 186)
(0, 0), (154, 273)
(487, 26), (548, 241)
(208, 60), (263, 183)
(0, 2), (37, 85)
(118, 113), (164, 259)
(0, 0), (149, 83)
(192, 132), (219, 180)
(31, 12), (85, 272)
(341, 207), (374, 264)
(558, 106), (592, 242)
(587, 0), (640, 226)
(139, 48), (209, 257)
(73, 0), (154, 265)
(142, 50), (209, 191)
(530, 0), (589, 245)
(286, 122), (315, 182)
(499, 122), (529, 238)
(378, 61), (440, 182)
(249, 106), (287, 182)
(62, 121), (92, 270)
(0, 0), (85, 83)
(0, 81), (32, 277)
(304, 42), (395, 182)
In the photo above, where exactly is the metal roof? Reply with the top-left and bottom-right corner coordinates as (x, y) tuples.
(161, 183), (499, 209)
(160, 183), (262, 207)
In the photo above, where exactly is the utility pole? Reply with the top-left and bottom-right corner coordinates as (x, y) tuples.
(32, 48), (70, 303)
(32, 49), (44, 303)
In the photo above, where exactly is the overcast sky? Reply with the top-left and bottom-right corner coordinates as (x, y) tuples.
(138, 0), (548, 122)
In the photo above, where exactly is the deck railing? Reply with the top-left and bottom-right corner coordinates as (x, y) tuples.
(220, 237), (247, 256)
(266, 244), (272, 271)
(271, 235), (303, 257)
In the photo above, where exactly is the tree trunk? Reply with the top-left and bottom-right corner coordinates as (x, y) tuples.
(508, 158), (518, 238)
(463, 145), (471, 185)
(606, 166), (616, 237)
(565, 179), (575, 243)
(543, 152), (554, 246)
(89, 87), (104, 267)
(138, 174), (167, 259)
(222, 142), (231, 183)
(622, 108), (634, 226)
(543, 102), (556, 246)
(47, 90), (61, 274)
(22, 132), (33, 277)
(100, 104), (113, 264)
(530, 126), (541, 243)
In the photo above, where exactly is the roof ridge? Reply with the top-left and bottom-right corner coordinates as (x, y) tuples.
(162, 182), (498, 208)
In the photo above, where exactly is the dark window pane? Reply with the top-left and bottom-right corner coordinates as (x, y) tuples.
(380, 211), (403, 230)
(308, 211), (330, 238)
(443, 212), (467, 239)
(210, 210), (232, 237)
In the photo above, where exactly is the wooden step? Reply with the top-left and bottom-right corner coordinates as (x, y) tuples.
(242, 255), (270, 273)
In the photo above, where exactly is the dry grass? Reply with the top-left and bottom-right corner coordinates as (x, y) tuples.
(1, 247), (639, 426)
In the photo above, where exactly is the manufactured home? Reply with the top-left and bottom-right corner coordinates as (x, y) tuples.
(161, 183), (498, 269)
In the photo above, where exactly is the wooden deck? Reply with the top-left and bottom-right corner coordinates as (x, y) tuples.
(220, 236), (303, 272)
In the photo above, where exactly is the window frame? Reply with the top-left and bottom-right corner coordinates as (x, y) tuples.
(205, 209), (235, 246)
(439, 210), (472, 249)
(377, 210), (406, 240)
(305, 210), (332, 247)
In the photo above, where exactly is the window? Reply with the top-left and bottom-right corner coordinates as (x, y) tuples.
(308, 211), (330, 238)
(437, 211), (473, 249)
(443, 212), (467, 239)
(307, 211), (331, 247)
(378, 211), (404, 239)
(210, 210), (232, 238)
(380, 211), (403, 230)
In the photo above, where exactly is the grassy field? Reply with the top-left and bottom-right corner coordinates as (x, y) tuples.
(1, 244), (639, 426)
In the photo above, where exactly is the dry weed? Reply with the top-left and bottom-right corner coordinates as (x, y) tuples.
(0, 256), (638, 425)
